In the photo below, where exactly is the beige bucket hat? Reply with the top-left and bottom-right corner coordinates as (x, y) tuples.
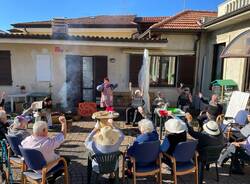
(94, 126), (120, 146)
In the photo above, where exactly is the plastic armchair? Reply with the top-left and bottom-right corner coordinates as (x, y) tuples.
(163, 140), (198, 184)
(87, 151), (122, 184)
(19, 146), (68, 184)
(199, 145), (224, 184)
(5, 134), (25, 184)
(123, 140), (162, 184)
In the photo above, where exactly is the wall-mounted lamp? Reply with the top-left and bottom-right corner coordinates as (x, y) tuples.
(109, 58), (116, 63)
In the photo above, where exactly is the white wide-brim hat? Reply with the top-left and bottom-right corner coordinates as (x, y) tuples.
(203, 121), (220, 136)
(165, 118), (187, 134)
(94, 126), (120, 146)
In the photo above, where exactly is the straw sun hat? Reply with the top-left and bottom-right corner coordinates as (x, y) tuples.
(164, 119), (187, 134)
(94, 126), (120, 146)
(203, 121), (220, 136)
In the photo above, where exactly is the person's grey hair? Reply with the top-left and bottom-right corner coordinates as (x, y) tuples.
(0, 110), (6, 119)
(138, 119), (154, 133)
(33, 121), (47, 135)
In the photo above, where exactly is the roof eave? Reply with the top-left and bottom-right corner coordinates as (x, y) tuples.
(12, 24), (51, 28)
(150, 28), (203, 33)
(0, 33), (167, 44)
(203, 4), (250, 28)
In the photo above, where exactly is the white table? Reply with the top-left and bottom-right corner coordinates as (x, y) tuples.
(8, 93), (30, 112)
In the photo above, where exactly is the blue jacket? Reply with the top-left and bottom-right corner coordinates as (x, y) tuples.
(127, 130), (170, 156)
(127, 130), (159, 156)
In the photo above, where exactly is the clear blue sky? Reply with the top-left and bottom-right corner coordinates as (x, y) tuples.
(0, 0), (224, 31)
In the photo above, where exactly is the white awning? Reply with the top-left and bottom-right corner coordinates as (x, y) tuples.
(221, 29), (250, 58)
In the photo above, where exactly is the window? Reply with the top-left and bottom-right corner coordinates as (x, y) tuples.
(36, 55), (51, 81)
(129, 54), (143, 87)
(129, 54), (195, 88)
(0, 51), (12, 85)
(212, 43), (226, 81)
(149, 56), (176, 86)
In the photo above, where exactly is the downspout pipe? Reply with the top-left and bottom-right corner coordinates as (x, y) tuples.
(194, 32), (201, 94)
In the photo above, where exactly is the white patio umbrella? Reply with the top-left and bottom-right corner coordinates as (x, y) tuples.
(138, 49), (151, 113)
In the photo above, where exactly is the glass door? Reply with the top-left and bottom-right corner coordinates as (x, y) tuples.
(82, 57), (94, 101)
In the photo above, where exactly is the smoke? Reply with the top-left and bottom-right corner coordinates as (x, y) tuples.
(57, 45), (83, 112)
(58, 82), (67, 108)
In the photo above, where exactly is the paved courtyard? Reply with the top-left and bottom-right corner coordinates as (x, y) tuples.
(11, 121), (250, 184)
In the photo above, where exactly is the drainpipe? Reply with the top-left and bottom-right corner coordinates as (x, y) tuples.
(194, 32), (201, 94)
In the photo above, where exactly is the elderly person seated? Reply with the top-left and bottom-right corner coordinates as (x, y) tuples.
(198, 93), (223, 116)
(218, 135), (250, 174)
(125, 119), (159, 177)
(127, 119), (158, 155)
(185, 113), (225, 152)
(217, 114), (250, 171)
(162, 118), (187, 155)
(177, 83), (193, 112)
(227, 113), (250, 142)
(126, 90), (145, 126)
(197, 105), (218, 129)
(152, 91), (169, 120)
(152, 91), (168, 108)
(21, 116), (68, 183)
(8, 115), (30, 140)
(0, 110), (9, 140)
(85, 119), (124, 173)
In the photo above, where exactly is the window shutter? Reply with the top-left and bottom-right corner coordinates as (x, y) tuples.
(177, 55), (196, 89)
(129, 54), (143, 87)
(0, 51), (12, 85)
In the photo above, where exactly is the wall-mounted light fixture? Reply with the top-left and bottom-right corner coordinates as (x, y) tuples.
(109, 58), (116, 63)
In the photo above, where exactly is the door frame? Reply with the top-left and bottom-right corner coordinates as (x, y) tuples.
(66, 55), (107, 103)
(244, 58), (250, 91)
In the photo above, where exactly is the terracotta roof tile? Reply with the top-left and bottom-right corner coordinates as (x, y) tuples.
(151, 10), (217, 30)
(12, 15), (138, 28)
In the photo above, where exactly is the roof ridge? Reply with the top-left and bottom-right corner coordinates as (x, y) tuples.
(149, 9), (217, 29)
(150, 10), (189, 29)
(138, 16), (170, 18)
(184, 10), (218, 13)
(12, 15), (137, 25)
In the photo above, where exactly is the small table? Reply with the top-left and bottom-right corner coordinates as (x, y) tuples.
(154, 108), (185, 139)
(28, 92), (50, 102)
(8, 93), (30, 113)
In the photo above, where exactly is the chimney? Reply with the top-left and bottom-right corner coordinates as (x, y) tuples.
(52, 17), (68, 39)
